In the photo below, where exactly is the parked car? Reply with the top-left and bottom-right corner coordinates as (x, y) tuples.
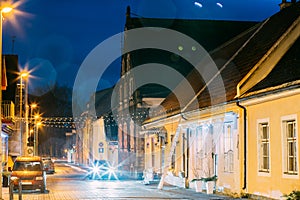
(42, 157), (55, 174)
(87, 160), (117, 180)
(10, 156), (46, 193)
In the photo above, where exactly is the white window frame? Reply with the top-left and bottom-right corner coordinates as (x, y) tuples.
(224, 122), (234, 173)
(195, 126), (203, 172)
(257, 118), (271, 176)
(281, 114), (299, 179)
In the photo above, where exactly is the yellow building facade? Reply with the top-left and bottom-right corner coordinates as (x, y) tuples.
(144, 106), (246, 195)
(244, 88), (300, 199)
(142, 2), (300, 198)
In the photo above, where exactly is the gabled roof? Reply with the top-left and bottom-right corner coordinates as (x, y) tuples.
(126, 17), (258, 52)
(248, 36), (300, 93)
(124, 13), (258, 99)
(157, 2), (300, 117)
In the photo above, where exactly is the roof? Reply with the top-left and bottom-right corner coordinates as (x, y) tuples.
(126, 17), (258, 53)
(124, 13), (258, 99)
(94, 12), (258, 116)
(155, 2), (300, 118)
(248, 36), (300, 92)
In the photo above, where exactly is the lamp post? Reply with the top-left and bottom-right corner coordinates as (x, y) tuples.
(19, 71), (28, 156)
(27, 103), (37, 154)
(0, 3), (13, 199)
(34, 114), (41, 156)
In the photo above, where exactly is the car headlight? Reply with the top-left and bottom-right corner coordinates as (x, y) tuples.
(92, 167), (100, 173)
(35, 176), (43, 181)
(108, 167), (115, 173)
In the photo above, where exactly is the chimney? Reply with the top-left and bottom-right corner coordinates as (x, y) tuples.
(125, 6), (132, 29)
(126, 6), (131, 19)
(279, 0), (296, 10)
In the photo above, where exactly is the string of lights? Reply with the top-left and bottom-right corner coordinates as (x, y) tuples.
(30, 110), (151, 129)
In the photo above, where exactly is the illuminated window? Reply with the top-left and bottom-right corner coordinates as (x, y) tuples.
(258, 122), (270, 172)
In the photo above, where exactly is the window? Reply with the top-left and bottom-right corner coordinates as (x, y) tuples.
(124, 82), (127, 99)
(282, 118), (298, 175)
(195, 126), (203, 170)
(129, 78), (134, 98)
(171, 135), (176, 169)
(224, 123), (234, 172)
(126, 54), (131, 72)
(258, 122), (270, 173)
(151, 137), (155, 167)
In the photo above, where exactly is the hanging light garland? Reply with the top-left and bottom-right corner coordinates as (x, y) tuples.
(38, 109), (151, 129)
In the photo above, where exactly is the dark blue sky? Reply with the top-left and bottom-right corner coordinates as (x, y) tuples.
(2, 0), (281, 95)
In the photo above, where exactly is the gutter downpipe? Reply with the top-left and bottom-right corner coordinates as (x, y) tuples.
(236, 100), (247, 190)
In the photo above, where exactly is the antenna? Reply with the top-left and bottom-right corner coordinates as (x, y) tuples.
(11, 35), (16, 54)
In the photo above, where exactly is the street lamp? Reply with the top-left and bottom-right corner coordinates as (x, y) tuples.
(30, 103), (38, 137)
(34, 114), (41, 156)
(19, 71), (29, 156)
(0, 3), (13, 200)
(30, 103), (37, 117)
(26, 103), (38, 151)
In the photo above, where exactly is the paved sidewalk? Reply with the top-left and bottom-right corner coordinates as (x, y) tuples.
(143, 183), (236, 199)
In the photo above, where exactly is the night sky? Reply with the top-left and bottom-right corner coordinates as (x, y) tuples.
(2, 0), (281, 96)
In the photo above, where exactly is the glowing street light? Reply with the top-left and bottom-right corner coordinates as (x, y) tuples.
(2, 6), (12, 14)
(0, 3), (13, 199)
(30, 103), (37, 111)
(34, 114), (42, 156)
(18, 70), (29, 156)
(30, 103), (38, 126)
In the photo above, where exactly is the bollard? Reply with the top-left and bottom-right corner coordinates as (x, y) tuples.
(9, 179), (13, 200)
(18, 179), (22, 200)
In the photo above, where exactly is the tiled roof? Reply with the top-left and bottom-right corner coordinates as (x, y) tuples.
(125, 17), (257, 99)
(248, 36), (300, 92)
(126, 18), (258, 52)
(159, 2), (300, 116)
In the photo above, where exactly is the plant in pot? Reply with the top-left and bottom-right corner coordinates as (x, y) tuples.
(190, 168), (217, 194)
(201, 175), (217, 194)
(190, 168), (203, 192)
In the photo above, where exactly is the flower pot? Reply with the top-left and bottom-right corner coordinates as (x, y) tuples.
(194, 180), (203, 192)
(206, 181), (214, 194)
